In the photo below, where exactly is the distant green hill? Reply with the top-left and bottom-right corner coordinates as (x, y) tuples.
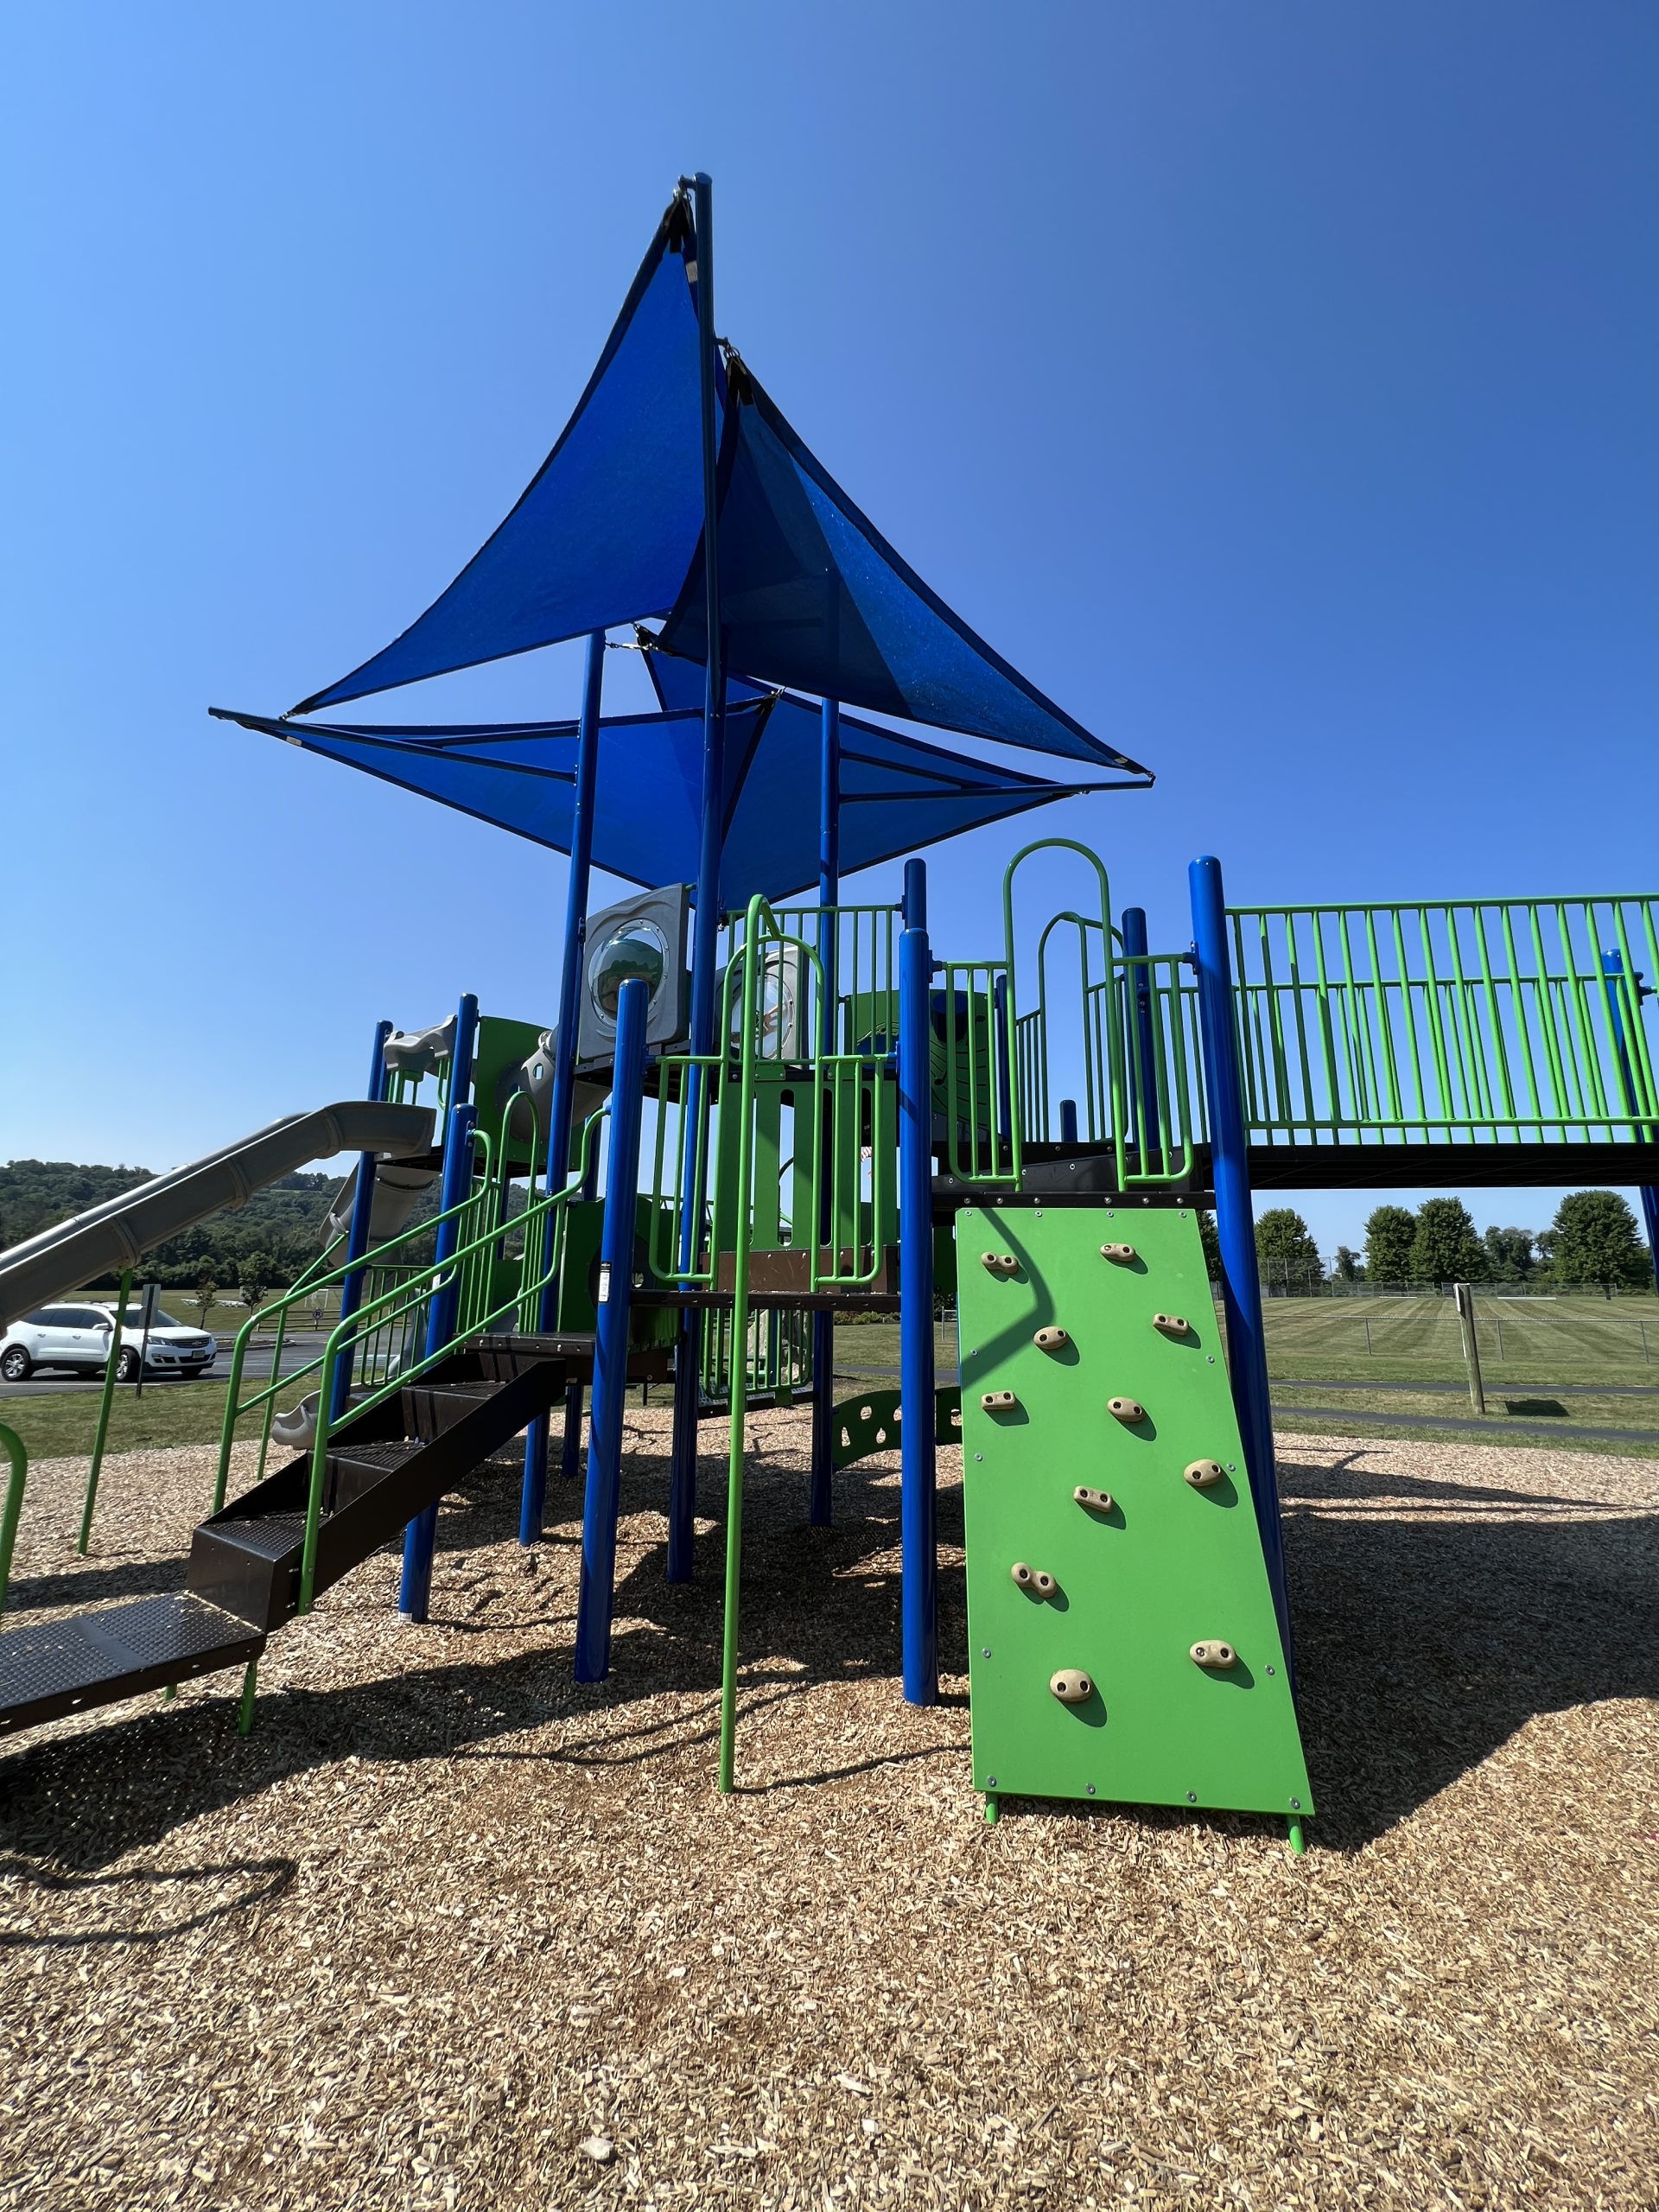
(0, 1159), (346, 1290)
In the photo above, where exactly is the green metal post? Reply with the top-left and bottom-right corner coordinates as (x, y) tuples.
(78, 1262), (131, 1554)
(718, 905), (770, 1793)
(0, 1423), (27, 1626)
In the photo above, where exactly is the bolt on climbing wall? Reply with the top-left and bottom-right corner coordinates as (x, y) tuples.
(957, 1205), (1313, 1822)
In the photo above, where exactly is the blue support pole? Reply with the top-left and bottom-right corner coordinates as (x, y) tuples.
(898, 857), (938, 1706)
(574, 976), (650, 1682)
(1599, 951), (1659, 1295)
(810, 694), (841, 1527)
(1122, 906), (1159, 1152)
(398, 1098), (479, 1623)
(1058, 1096), (1079, 1146)
(329, 1018), (392, 1426)
(521, 628), (607, 1544)
(668, 170), (728, 1583)
(1189, 856), (1290, 1652)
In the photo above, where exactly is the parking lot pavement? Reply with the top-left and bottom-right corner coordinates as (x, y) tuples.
(0, 1337), (322, 1400)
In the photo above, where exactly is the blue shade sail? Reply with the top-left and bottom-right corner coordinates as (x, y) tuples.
(654, 363), (1147, 775)
(294, 198), (709, 715)
(213, 695), (1125, 909)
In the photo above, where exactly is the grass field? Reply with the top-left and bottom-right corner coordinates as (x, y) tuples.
(8, 1298), (1654, 1469)
(836, 1296), (1659, 1456)
(60, 1287), (347, 1336)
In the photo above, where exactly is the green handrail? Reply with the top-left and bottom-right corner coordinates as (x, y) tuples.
(213, 1128), (499, 1513)
(0, 1423), (26, 1626)
(77, 1262), (132, 1554)
(295, 1109), (606, 1611)
(1224, 893), (1659, 1144)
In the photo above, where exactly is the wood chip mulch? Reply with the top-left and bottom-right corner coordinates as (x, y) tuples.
(2, 1415), (1657, 2209)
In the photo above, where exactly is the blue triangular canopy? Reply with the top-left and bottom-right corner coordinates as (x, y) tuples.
(658, 360), (1142, 773)
(294, 197), (709, 714)
(212, 695), (1122, 909)
(283, 198), (1147, 780)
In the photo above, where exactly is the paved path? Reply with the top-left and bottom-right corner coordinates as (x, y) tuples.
(1273, 1376), (1659, 1398)
(1273, 1403), (1659, 1447)
(0, 1337), (321, 1401)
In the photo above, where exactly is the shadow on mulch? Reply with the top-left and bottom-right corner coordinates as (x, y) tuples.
(0, 1451), (965, 1875)
(3, 1444), (1656, 1875)
(1279, 1451), (1659, 1850)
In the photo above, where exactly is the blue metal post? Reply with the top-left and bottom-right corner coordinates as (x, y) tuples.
(521, 628), (607, 1543)
(329, 1018), (392, 1425)
(574, 976), (649, 1681)
(810, 694), (841, 1527)
(1058, 1096), (1080, 1146)
(1599, 951), (1659, 1294)
(898, 858), (938, 1705)
(668, 169), (728, 1582)
(398, 1097), (479, 1623)
(1189, 856), (1289, 1649)
(1122, 906), (1159, 1152)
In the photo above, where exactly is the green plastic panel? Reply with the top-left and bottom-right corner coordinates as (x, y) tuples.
(556, 1197), (679, 1347)
(957, 1204), (1313, 1821)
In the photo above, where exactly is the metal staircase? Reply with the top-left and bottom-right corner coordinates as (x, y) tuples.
(0, 1331), (637, 1742)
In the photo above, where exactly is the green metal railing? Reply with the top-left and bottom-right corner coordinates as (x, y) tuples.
(1001, 875), (1659, 1166)
(1226, 894), (1659, 1147)
(215, 1112), (605, 1611)
(649, 899), (896, 1295)
(952, 838), (1197, 1190)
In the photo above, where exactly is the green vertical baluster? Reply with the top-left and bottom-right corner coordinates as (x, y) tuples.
(1309, 912), (1344, 1135)
(1497, 906), (1543, 1137)
(1285, 915), (1317, 1140)
(78, 1263), (131, 1554)
(0, 1424), (28, 1625)
(1524, 903), (1570, 1128)
(1470, 902), (1516, 1120)
(1416, 908), (1455, 1139)
(1362, 908), (1404, 1124)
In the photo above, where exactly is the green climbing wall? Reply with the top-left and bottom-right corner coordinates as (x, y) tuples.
(957, 1204), (1313, 1821)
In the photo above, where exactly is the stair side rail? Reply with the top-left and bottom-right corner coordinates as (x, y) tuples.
(295, 1109), (607, 1610)
(212, 1124), (499, 1511)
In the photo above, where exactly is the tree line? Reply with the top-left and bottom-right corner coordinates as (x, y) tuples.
(0, 1158), (347, 1298)
(1244, 1189), (1653, 1293)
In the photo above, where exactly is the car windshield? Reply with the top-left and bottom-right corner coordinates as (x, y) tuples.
(119, 1308), (186, 1330)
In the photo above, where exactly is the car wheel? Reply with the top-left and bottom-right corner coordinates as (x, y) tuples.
(116, 1347), (141, 1382)
(0, 1345), (31, 1382)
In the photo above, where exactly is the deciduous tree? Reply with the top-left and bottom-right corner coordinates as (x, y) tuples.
(1408, 1198), (1487, 1284)
(1546, 1191), (1649, 1288)
(1363, 1205), (1415, 1285)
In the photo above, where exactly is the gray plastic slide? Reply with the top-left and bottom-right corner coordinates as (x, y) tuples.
(0, 1101), (435, 1328)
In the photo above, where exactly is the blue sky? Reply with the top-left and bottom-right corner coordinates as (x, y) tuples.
(3, 3), (1655, 1255)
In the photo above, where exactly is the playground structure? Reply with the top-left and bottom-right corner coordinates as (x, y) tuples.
(3, 176), (1656, 1852)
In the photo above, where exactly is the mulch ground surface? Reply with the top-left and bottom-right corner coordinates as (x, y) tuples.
(2, 1416), (1656, 2209)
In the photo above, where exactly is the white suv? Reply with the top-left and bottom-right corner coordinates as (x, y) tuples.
(0, 1302), (218, 1382)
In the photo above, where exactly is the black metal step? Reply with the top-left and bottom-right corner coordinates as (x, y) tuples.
(0, 1592), (264, 1737)
(188, 1510), (310, 1629)
(474, 1332), (594, 1382)
(401, 1382), (497, 1440)
(325, 1438), (424, 1512)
